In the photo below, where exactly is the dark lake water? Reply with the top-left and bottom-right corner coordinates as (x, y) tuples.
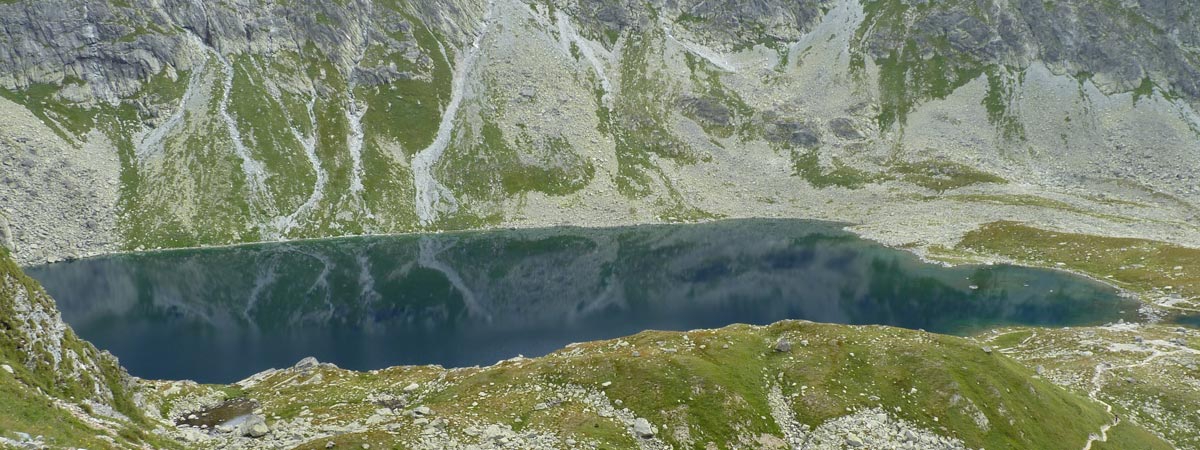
(26, 219), (1139, 383)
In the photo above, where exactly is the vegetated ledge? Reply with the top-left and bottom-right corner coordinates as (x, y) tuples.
(951, 221), (1200, 312)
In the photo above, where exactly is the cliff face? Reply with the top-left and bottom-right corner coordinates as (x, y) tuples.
(1, 0), (1199, 264)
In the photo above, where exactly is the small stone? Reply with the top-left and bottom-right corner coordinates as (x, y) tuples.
(326, 442), (335, 449)
(800, 339), (809, 346)
(249, 423), (269, 437)
(1035, 365), (1045, 375)
(413, 406), (433, 417)
(981, 346), (993, 354)
(248, 423), (269, 438)
(1, 364), (12, 374)
(565, 438), (577, 445)
(601, 381), (612, 388)
(632, 418), (655, 438)
(403, 382), (420, 392)
(846, 432), (864, 447)
(187, 414), (198, 420)
(361, 444), (370, 449)
(774, 338), (791, 352)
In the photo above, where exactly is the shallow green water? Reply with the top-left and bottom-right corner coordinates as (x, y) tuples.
(27, 219), (1139, 383)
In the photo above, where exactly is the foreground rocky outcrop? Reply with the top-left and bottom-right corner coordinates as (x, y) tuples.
(0, 248), (170, 448)
(1, 0), (1198, 265)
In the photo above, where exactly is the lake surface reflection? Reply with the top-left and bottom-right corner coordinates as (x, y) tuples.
(27, 219), (1138, 383)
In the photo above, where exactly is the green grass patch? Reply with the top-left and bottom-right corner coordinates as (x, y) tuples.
(947, 194), (1132, 222)
(229, 55), (316, 214)
(891, 160), (1006, 192)
(357, 14), (453, 154)
(958, 221), (1200, 301)
(792, 150), (879, 189)
(1132, 76), (1156, 105)
(0, 83), (97, 143)
(1091, 421), (1173, 450)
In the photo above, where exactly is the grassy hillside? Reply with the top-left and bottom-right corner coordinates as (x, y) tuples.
(148, 321), (1172, 449)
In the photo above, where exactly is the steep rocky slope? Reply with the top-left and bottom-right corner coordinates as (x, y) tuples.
(0, 248), (176, 448)
(1, 0), (1198, 266)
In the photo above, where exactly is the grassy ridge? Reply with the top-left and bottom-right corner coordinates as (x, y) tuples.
(185, 321), (1170, 449)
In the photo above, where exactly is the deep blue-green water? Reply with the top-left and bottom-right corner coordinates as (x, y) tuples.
(26, 220), (1139, 383)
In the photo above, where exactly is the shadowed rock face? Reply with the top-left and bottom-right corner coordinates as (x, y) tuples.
(559, 0), (832, 44)
(4, 0), (1190, 104)
(0, 0), (481, 106)
(859, 0), (1200, 98)
(27, 219), (1137, 382)
(1, 0), (1198, 265)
